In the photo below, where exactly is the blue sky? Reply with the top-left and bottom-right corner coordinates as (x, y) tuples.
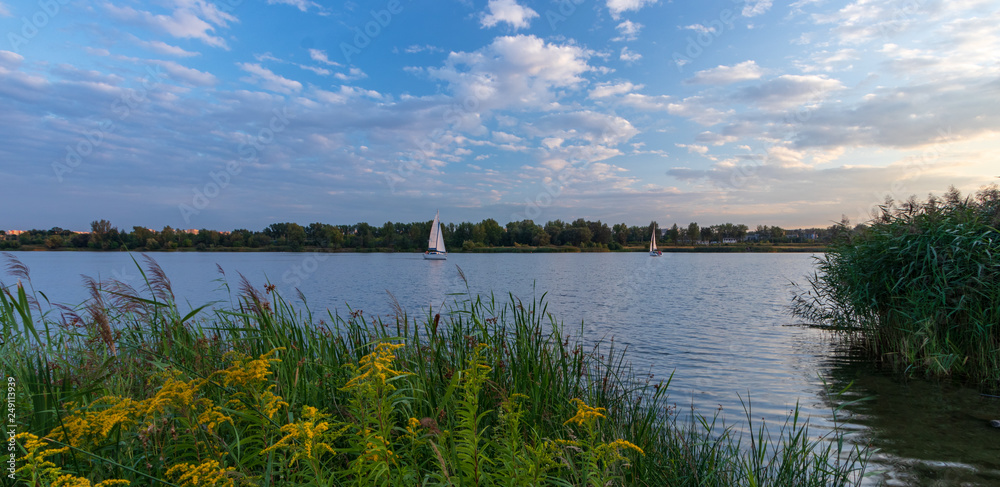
(1, 0), (997, 231)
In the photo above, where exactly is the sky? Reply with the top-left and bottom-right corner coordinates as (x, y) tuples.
(0, 0), (997, 232)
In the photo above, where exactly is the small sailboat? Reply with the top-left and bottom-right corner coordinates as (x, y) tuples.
(424, 210), (447, 260)
(649, 223), (662, 256)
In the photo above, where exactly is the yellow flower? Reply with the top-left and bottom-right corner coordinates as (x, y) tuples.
(215, 348), (285, 390)
(405, 417), (422, 437)
(563, 398), (607, 427)
(52, 475), (131, 487)
(261, 406), (344, 467)
(604, 438), (645, 456)
(341, 342), (409, 391)
(165, 460), (235, 487)
(14, 433), (66, 481)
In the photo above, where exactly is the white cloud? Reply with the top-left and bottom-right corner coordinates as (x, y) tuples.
(334, 67), (367, 81)
(157, 60), (217, 86)
(686, 61), (763, 85)
(621, 93), (671, 110)
(742, 0), (773, 17)
(613, 20), (643, 41)
(676, 143), (709, 155)
(481, 0), (539, 30)
(0, 50), (23, 70)
(103, 1), (236, 49)
(309, 49), (341, 67)
(589, 81), (642, 99)
(735, 74), (844, 111)
(683, 24), (715, 35)
(266, 0), (322, 12)
(607, 0), (658, 20)
(619, 47), (641, 63)
(237, 63), (303, 94)
(426, 35), (592, 112)
(131, 36), (200, 57)
(0, 2), (11, 17)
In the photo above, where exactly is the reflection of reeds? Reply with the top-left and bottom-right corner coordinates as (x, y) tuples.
(1, 255), (871, 486)
(794, 184), (1000, 388)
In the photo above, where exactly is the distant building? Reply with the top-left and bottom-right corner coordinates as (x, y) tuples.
(722, 237), (737, 244)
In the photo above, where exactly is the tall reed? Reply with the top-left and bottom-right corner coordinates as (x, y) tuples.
(793, 185), (1000, 388)
(1, 254), (870, 486)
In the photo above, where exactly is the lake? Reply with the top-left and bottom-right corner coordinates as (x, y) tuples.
(3, 251), (998, 485)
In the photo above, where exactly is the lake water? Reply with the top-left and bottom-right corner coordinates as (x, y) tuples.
(3, 251), (999, 485)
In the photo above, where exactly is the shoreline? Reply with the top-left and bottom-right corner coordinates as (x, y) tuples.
(4, 244), (828, 253)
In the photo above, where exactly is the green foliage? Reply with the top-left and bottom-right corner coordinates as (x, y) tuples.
(793, 185), (1000, 387)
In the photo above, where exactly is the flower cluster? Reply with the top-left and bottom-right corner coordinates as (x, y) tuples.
(563, 398), (607, 428)
(165, 460), (235, 487)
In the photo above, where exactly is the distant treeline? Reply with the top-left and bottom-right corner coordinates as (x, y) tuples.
(0, 218), (845, 252)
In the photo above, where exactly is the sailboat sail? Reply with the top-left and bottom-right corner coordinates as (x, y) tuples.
(425, 211), (447, 259)
(435, 219), (446, 253)
(427, 212), (441, 251)
(649, 223), (661, 256)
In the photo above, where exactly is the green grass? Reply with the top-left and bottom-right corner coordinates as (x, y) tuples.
(792, 185), (1000, 389)
(1, 254), (870, 486)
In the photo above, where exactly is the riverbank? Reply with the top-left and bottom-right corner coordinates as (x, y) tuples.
(5, 242), (828, 253)
(1, 256), (866, 486)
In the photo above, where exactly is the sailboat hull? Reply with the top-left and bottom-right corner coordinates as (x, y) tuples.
(649, 251), (661, 256)
(423, 252), (447, 260)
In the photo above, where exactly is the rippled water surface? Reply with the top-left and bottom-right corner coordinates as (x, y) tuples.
(5, 251), (999, 485)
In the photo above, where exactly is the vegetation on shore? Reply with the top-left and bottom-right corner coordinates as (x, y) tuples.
(1, 255), (869, 486)
(3, 218), (832, 253)
(793, 185), (1000, 390)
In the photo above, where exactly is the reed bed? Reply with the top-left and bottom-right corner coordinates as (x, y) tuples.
(1, 254), (869, 486)
(793, 185), (1000, 389)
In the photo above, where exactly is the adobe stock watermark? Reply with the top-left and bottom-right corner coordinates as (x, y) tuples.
(671, 2), (741, 72)
(6, 0), (69, 52)
(340, 0), (407, 64)
(51, 65), (169, 182)
(280, 251), (332, 297)
(545, 0), (589, 30)
(878, 0), (930, 39)
(178, 106), (291, 224)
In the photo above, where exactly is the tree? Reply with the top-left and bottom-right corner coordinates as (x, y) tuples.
(668, 224), (680, 244)
(612, 223), (628, 245)
(90, 219), (114, 249)
(687, 222), (699, 243)
(481, 219), (504, 246)
(588, 220), (612, 246)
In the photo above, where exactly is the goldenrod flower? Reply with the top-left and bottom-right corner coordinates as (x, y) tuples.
(341, 342), (409, 391)
(215, 348), (285, 389)
(52, 475), (131, 487)
(563, 398), (607, 427)
(604, 439), (645, 456)
(262, 406), (344, 467)
(165, 460), (235, 487)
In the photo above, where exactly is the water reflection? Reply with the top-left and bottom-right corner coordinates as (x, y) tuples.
(822, 350), (1000, 486)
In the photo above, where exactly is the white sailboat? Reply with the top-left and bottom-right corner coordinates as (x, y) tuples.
(649, 223), (662, 256)
(423, 210), (447, 260)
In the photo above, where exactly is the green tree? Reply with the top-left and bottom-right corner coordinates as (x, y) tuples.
(687, 222), (699, 243)
(481, 218), (504, 246)
(668, 224), (680, 244)
(612, 223), (628, 245)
